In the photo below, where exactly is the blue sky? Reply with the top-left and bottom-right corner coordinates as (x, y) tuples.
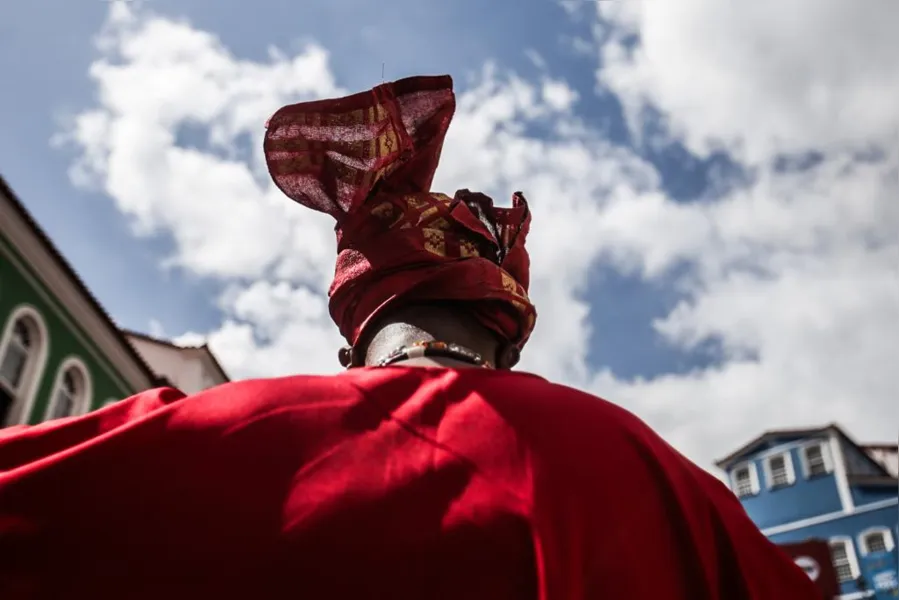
(2, 0), (718, 379)
(2, 0), (896, 465)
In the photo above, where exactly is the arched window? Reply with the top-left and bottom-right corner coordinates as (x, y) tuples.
(45, 358), (92, 421)
(1, 320), (33, 387)
(0, 306), (49, 426)
(859, 527), (895, 556)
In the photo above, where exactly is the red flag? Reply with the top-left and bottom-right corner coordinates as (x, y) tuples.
(779, 540), (841, 598)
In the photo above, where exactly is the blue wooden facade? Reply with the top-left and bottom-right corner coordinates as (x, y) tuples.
(716, 425), (898, 599)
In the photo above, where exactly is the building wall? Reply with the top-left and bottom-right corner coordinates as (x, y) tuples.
(866, 448), (899, 477)
(768, 503), (899, 597)
(844, 442), (885, 476)
(852, 485), (897, 508)
(127, 337), (225, 395)
(128, 338), (196, 392)
(735, 442), (843, 530)
(723, 430), (898, 597)
(0, 236), (136, 423)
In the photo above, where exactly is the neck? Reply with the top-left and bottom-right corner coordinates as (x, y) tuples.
(361, 304), (499, 368)
(385, 356), (484, 369)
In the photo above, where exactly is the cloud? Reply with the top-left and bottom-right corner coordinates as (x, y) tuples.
(62, 6), (343, 283)
(584, 0), (899, 457)
(60, 3), (898, 472)
(594, 0), (899, 162)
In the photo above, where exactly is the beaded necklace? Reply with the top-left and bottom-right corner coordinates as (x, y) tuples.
(376, 340), (493, 369)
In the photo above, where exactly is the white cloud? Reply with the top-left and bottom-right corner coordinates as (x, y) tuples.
(595, 0), (899, 162)
(147, 319), (166, 339)
(523, 49), (547, 71)
(63, 6), (342, 283)
(542, 78), (579, 111)
(175, 281), (344, 376)
(583, 0), (899, 458)
(61, 3), (899, 472)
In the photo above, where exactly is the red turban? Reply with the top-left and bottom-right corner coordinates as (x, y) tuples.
(264, 75), (537, 348)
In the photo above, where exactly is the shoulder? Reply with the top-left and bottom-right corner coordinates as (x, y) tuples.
(476, 372), (744, 507)
(163, 374), (368, 430)
(478, 372), (676, 463)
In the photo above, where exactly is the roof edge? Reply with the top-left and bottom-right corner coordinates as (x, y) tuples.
(0, 174), (162, 389)
(123, 329), (230, 383)
(714, 423), (840, 469)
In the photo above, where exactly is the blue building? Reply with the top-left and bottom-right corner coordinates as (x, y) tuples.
(716, 425), (898, 599)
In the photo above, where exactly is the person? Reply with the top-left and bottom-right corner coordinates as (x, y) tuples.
(0, 75), (820, 599)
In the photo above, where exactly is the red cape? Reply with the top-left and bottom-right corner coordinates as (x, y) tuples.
(0, 368), (819, 599)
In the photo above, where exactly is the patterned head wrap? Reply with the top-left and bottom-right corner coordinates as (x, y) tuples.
(264, 75), (536, 348)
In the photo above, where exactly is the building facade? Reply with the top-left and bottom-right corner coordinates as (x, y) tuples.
(126, 330), (229, 396)
(0, 175), (228, 427)
(717, 425), (899, 599)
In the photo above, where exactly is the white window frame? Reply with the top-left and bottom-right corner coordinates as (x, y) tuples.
(858, 526), (895, 556)
(730, 461), (760, 497)
(799, 441), (834, 478)
(0, 305), (50, 426)
(829, 536), (861, 583)
(763, 451), (796, 489)
(44, 356), (93, 421)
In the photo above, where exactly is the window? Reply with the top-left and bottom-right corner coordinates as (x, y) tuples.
(0, 307), (49, 426)
(734, 466), (754, 497)
(45, 359), (92, 421)
(49, 370), (79, 419)
(0, 320), (32, 389)
(859, 527), (895, 556)
(864, 532), (887, 554)
(829, 538), (860, 583)
(730, 462), (759, 497)
(800, 442), (833, 478)
(764, 452), (795, 488)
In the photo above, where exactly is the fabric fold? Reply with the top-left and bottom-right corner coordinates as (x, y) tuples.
(265, 75), (536, 348)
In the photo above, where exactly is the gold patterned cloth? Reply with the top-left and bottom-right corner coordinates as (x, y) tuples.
(264, 75), (536, 348)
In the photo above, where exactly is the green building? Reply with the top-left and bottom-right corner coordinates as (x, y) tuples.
(0, 175), (228, 427)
